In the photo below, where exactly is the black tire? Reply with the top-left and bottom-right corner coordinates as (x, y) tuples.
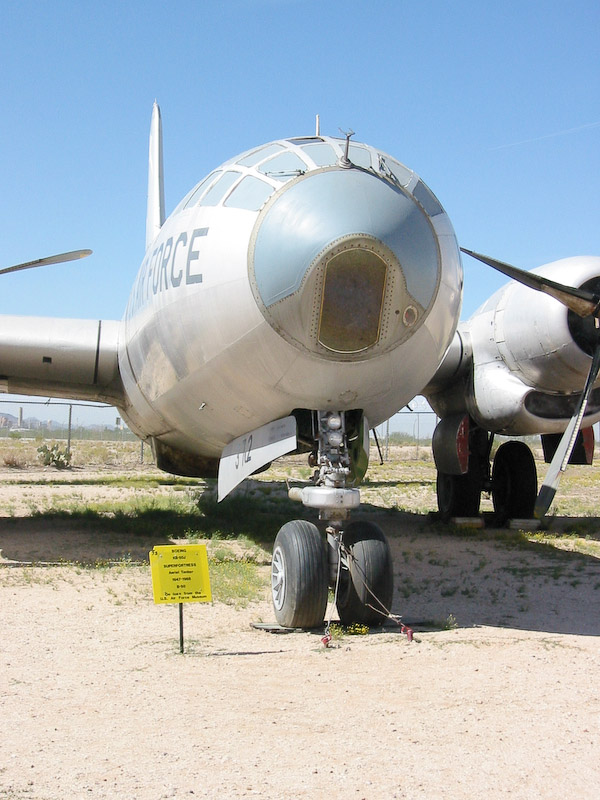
(336, 520), (394, 627)
(271, 520), (328, 628)
(492, 441), (537, 522)
(436, 470), (482, 519)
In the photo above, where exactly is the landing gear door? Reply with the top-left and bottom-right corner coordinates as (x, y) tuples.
(348, 414), (370, 486)
(217, 416), (297, 501)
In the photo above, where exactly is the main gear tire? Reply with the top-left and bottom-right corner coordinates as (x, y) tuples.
(492, 441), (537, 522)
(436, 470), (482, 519)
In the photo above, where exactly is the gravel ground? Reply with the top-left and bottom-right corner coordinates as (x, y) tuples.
(1, 463), (600, 800)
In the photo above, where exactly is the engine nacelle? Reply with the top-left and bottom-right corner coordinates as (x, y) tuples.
(470, 256), (600, 434)
(484, 257), (600, 393)
(427, 256), (600, 436)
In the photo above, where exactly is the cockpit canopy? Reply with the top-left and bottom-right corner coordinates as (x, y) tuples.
(170, 135), (444, 219)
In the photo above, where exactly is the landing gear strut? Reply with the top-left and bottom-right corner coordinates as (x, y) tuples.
(270, 410), (394, 628)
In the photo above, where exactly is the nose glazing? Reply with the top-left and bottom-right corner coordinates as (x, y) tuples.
(248, 167), (441, 361)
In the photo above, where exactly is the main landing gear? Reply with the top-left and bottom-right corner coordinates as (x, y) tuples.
(434, 416), (538, 522)
(270, 411), (394, 629)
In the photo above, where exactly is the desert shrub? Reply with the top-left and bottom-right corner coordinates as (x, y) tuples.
(3, 453), (24, 468)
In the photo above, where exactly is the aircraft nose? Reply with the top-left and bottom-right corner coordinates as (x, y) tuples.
(248, 167), (441, 360)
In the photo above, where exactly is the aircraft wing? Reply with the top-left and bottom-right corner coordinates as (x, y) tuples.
(0, 314), (124, 406)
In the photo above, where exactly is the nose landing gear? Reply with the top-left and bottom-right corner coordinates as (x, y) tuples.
(271, 411), (394, 628)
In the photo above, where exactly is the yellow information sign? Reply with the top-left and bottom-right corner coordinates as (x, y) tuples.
(149, 544), (212, 604)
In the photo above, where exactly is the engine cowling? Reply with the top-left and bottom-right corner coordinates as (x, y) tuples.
(489, 258), (600, 392)
(427, 256), (600, 436)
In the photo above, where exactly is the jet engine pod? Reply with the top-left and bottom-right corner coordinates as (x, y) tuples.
(248, 167), (442, 361)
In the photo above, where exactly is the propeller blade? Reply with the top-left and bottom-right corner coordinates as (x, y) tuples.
(534, 342), (600, 518)
(460, 248), (600, 318)
(0, 249), (92, 277)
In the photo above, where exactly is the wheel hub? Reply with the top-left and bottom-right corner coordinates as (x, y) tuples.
(271, 545), (286, 611)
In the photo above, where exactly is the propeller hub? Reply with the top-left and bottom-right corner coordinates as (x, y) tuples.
(568, 276), (600, 356)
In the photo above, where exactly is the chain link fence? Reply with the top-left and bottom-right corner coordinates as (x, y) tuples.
(0, 397), (439, 469)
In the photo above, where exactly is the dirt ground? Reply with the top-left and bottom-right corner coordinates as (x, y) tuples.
(1, 464), (600, 799)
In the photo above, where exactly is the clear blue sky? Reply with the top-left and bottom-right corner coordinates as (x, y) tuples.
(1, 0), (599, 425)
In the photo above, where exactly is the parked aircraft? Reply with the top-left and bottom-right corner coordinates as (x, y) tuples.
(2, 103), (599, 629)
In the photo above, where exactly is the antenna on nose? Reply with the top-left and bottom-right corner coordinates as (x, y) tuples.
(338, 128), (355, 168)
(315, 114), (321, 136)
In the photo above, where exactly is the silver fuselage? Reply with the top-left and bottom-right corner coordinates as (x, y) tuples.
(118, 136), (462, 460)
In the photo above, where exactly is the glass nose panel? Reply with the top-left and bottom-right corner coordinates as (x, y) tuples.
(318, 249), (387, 353)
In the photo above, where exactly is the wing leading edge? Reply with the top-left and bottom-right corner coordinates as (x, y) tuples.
(0, 315), (124, 406)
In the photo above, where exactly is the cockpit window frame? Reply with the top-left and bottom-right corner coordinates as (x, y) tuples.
(258, 151), (309, 181)
(199, 170), (243, 207)
(224, 174), (276, 212)
(180, 170), (223, 210)
(299, 142), (338, 167)
(236, 143), (285, 168)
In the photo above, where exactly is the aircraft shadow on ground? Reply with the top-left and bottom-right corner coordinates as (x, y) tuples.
(0, 482), (309, 564)
(362, 479), (432, 489)
(368, 508), (600, 638)
(0, 485), (599, 638)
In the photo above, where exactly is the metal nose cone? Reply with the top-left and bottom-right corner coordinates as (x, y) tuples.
(248, 167), (441, 360)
